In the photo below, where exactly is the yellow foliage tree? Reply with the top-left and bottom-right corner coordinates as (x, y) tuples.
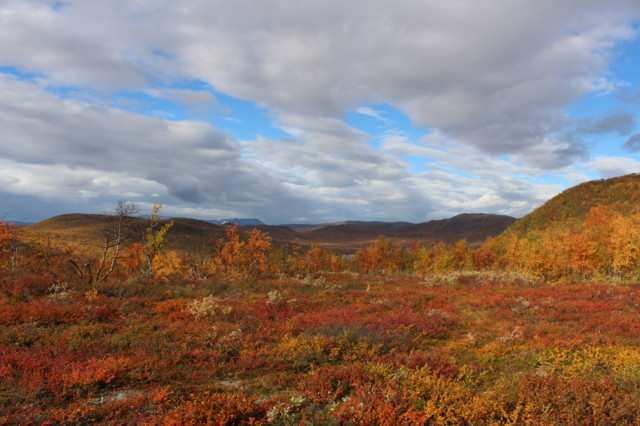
(143, 202), (173, 277)
(609, 212), (640, 278)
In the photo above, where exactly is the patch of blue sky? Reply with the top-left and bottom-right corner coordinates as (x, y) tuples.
(564, 34), (640, 162)
(566, 92), (620, 120)
(0, 66), (289, 143)
(611, 28), (640, 87)
(116, 91), (181, 118)
(529, 172), (583, 187)
(566, 35), (639, 113)
(133, 78), (292, 140)
(209, 92), (291, 141)
(347, 103), (440, 175)
(398, 155), (434, 174)
(40, 74), (292, 141)
(587, 133), (635, 155)
(0, 67), (104, 106)
(346, 102), (431, 142)
(0, 66), (41, 81)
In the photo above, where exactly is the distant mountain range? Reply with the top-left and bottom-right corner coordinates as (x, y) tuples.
(292, 213), (516, 246)
(136, 216), (266, 226)
(16, 173), (640, 252)
(207, 218), (265, 226)
(24, 212), (515, 250)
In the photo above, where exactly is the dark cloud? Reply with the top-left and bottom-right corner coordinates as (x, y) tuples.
(0, 76), (277, 212)
(517, 141), (588, 170)
(577, 113), (636, 136)
(623, 133), (640, 152)
(619, 90), (640, 103)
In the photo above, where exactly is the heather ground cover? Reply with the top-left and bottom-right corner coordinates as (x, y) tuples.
(3, 270), (640, 424)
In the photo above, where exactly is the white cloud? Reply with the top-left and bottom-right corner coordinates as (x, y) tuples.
(1, 0), (639, 223)
(2, 1), (638, 165)
(133, 202), (241, 221)
(0, 76), (305, 221)
(0, 73), (605, 223)
(167, 0), (639, 166)
(585, 156), (640, 178)
(0, 159), (166, 201)
(355, 107), (387, 122)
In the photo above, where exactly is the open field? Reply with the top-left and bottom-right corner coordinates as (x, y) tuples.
(3, 270), (640, 424)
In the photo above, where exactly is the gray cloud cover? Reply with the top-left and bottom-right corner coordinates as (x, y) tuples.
(623, 134), (640, 152)
(0, 0), (639, 222)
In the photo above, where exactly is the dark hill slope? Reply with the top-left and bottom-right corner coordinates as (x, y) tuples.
(25, 214), (227, 251)
(25, 213), (140, 246)
(240, 225), (309, 242)
(26, 214), (305, 252)
(506, 173), (640, 235)
(414, 213), (516, 243)
(304, 213), (515, 246)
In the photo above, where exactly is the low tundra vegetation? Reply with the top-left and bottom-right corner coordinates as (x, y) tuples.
(3, 214), (640, 423)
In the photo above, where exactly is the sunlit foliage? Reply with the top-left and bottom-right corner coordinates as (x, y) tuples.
(214, 225), (272, 281)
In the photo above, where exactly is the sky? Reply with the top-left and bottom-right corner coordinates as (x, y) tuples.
(1, 0), (640, 225)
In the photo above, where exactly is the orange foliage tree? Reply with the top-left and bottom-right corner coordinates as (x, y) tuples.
(474, 236), (501, 270)
(355, 235), (407, 274)
(0, 220), (20, 270)
(609, 211), (640, 278)
(495, 204), (640, 281)
(284, 246), (342, 276)
(214, 225), (272, 281)
(411, 240), (474, 275)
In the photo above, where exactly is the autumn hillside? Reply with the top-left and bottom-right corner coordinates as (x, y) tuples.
(479, 173), (640, 281)
(506, 173), (640, 235)
(25, 214), (227, 251)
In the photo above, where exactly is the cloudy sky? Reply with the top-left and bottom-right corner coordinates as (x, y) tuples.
(1, 0), (640, 224)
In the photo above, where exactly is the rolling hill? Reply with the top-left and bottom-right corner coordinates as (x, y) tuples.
(239, 224), (310, 242)
(297, 213), (515, 247)
(24, 211), (515, 251)
(25, 213), (132, 246)
(25, 214), (227, 251)
(505, 173), (640, 236)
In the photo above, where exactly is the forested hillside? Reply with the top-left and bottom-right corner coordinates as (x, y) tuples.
(481, 173), (640, 281)
(507, 173), (640, 235)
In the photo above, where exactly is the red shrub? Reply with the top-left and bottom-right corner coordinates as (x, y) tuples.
(297, 363), (369, 404)
(162, 391), (270, 424)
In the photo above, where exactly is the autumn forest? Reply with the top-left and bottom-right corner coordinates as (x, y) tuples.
(3, 174), (640, 424)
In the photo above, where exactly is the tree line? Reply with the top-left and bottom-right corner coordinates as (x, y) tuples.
(1, 203), (639, 286)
